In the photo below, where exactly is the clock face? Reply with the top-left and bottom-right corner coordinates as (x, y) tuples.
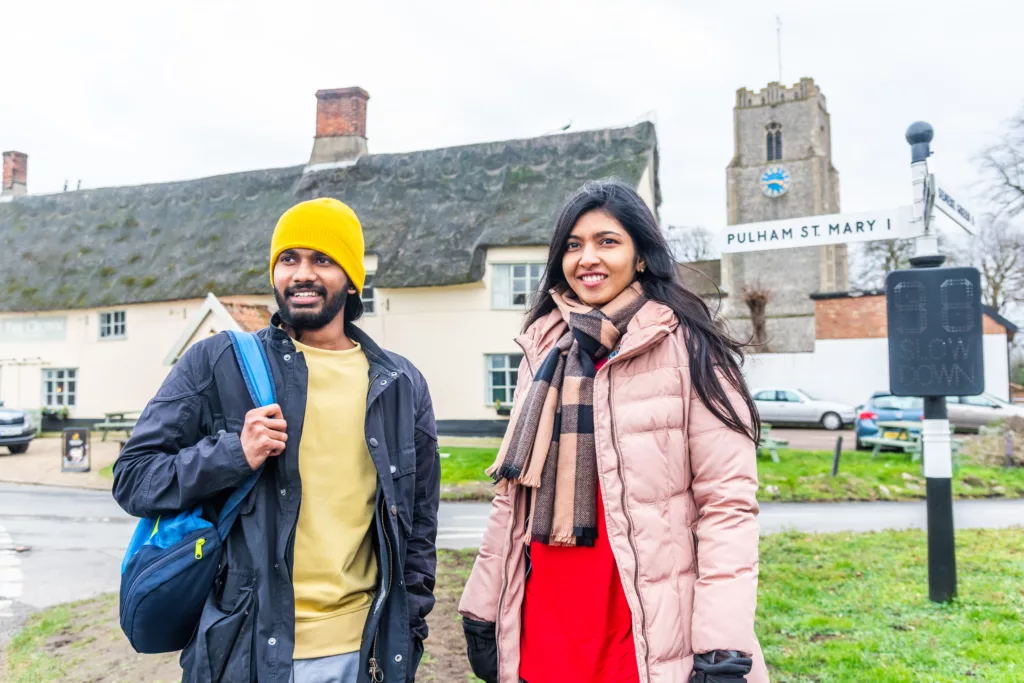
(760, 166), (791, 198)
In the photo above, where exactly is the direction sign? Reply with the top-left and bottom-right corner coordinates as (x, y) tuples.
(886, 267), (984, 397)
(933, 182), (976, 234)
(718, 206), (915, 254)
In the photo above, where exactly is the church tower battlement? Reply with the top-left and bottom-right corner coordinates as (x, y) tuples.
(735, 77), (823, 109)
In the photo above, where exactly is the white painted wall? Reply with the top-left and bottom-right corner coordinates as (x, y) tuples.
(357, 246), (549, 421)
(743, 333), (1011, 407)
(0, 295), (273, 418)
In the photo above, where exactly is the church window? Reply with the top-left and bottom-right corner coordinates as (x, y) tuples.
(766, 123), (783, 162)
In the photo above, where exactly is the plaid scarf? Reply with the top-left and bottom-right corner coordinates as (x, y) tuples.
(489, 282), (648, 547)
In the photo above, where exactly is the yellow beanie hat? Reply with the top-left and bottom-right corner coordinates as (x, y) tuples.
(270, 198), (366, 293)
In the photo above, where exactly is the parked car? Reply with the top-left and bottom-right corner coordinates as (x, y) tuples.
(0, 403), (35, 454)
(854, 393), (923, 449)
(947, 393), (1024, 431)
(751, 387), (856, 430)
(854, 391), (1024, 448)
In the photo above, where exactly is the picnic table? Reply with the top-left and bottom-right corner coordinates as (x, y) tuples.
(757, 423), (789, 463)
(861, 420), (962, 465)
(95, 410), (140, 441)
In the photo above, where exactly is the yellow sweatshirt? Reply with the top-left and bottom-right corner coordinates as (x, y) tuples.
(292, 340), (378, 659)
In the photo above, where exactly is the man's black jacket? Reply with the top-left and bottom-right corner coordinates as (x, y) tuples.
(113, 321), (440, 682)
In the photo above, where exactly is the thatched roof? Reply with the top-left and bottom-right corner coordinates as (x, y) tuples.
(0, 122), (658, 313)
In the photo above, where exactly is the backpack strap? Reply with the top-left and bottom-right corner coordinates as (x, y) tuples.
(216, 330), (277, 536)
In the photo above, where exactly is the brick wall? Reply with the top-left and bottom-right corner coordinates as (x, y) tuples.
(816, 294), (1008, 339)
(2, 151), (28, 191)
(315, 88), (369, 138)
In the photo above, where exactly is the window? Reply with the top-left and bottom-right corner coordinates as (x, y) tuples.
(486, 354), (523, 405)
(766, 123), (782, 162)
(963, 395), (998, 409)
(361, 273), (376, 315)
(780, 390), (803, 403)
(99, 310), (126, 339)
(492, 263), (545, 309)
(43, 368), (77, 408)
(754, 390), (777, 401)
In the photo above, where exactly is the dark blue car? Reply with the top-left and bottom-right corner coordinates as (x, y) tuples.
(854, 392), (924, 450)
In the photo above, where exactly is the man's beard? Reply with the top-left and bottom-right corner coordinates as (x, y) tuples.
(274, 284), (347, 330)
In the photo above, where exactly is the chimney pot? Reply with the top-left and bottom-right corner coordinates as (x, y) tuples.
(307, 87), (369, 171)
(2, 151), (28, 198)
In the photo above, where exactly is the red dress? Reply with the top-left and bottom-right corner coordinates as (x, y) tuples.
(518, 358), (640, 683)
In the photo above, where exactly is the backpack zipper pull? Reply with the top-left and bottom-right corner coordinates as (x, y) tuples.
(194, 538), (206, 560)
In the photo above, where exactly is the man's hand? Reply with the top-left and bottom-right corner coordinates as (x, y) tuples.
(240, 404), (287, 470)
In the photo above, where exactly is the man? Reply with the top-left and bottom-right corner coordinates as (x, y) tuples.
(114, 198), (441, 683)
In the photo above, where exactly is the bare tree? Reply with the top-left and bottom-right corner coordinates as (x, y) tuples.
(978, 109), (1024, 218)
(973, 219), (1024, 316)
(853, 238), (916, 290)
(666, 225), (716, 262)
(740, 281), (773, 351)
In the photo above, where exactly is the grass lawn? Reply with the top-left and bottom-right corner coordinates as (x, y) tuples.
(5, 528), (1022, 682)
(440, 446), (1024, 502)
(97, 444), (1024, 502)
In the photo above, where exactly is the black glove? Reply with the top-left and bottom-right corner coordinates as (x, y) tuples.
(462, 617), (498, 683)
(691, 650), (751, 682)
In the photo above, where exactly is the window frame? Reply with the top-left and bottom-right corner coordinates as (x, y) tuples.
(361, 273), (376, 316)
(98, 310), (127, 340)
(485, 353), (524, 406)
(765, 122), (783, 162)
(42, 368), (78, 409)
(491, 263), (546, 310)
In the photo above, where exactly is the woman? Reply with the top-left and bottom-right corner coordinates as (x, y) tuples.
(458, 179), (768, 683)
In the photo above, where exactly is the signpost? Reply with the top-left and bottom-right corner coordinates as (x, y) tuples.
(61, 428), (91, 473)
(717, 206), (916, 254)
(884, 121), (984, 604)
(934, 183), (977, 234)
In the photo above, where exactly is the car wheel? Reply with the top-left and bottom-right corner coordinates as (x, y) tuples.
(821, 412), (843, 431)
(7, 444), (28, 455)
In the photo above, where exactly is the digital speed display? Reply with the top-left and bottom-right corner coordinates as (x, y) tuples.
(886, 267), (984, 397)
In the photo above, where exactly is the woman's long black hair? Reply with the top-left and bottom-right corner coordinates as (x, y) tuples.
(525, 179), (761, 443)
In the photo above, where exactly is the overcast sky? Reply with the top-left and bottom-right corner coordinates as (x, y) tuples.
(1, 0), (1020, 236)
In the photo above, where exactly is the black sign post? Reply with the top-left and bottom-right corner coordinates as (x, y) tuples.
(885, 122), (985, 604)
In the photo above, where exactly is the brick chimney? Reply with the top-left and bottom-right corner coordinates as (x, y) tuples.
(1, 151), (28, 199)
(306, 87), (369, 171)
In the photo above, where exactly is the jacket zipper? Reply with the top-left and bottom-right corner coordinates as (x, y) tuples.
(368, 493), (393, 681)
(607, 363), (652, 681)
(494, 342), (535, 683)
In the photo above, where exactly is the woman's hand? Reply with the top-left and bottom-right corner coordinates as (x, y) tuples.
(462, 617), (498, 683)
(691, 650), (751, 682)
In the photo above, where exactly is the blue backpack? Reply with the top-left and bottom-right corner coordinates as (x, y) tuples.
(119, 330), (275, 654)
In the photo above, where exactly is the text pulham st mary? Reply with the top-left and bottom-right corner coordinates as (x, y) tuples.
(726, 217), (897, 246)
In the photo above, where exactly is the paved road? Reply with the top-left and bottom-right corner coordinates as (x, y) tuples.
(2, 483), (1023, 642)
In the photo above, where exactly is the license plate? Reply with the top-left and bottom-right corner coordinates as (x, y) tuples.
(883, 431), (905, 440)
(0, 426), (20, 437)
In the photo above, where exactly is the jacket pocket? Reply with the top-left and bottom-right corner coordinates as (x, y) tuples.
(198, 570), (256, 683)
(462, 618), (498, 683)
(392, 444), (418, 536)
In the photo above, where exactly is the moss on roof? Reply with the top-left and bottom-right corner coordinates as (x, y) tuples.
(0, 122), (658, 313)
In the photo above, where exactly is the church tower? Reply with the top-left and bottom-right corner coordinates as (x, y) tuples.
(722, 77), (847, 352)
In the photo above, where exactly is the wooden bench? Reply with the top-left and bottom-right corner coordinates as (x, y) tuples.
(757, 424), (789, 463)
(95, 411), (140, 441)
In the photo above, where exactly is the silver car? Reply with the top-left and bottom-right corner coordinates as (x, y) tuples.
(946, 393), (1024, 432)
(752, 387), (856, 431)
